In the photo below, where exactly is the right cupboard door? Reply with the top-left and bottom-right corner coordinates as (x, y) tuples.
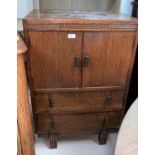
(82, 31), (135, 87)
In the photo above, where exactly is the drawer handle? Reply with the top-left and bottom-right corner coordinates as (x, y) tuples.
(83, 55), (89, 67)
(49, 120), (56, 133)
(48, 96), (54, 108)
(50, 120), (55, 130)
(106, 95), (112, 105)
(75, 56), (81, 67)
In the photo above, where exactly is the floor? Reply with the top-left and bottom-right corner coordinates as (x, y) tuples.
(35, 133), (118, 155)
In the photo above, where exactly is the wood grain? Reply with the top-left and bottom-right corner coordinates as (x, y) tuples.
(23, 10), (137, 35)
(23, 10), (138, 148)
(17, 34), (27, 55)
(82, 31), (135, 87)
(33, 90), (124, 114)
(28, 31), (82, 89)
(36, 111), (123, 134)
(17, 34), (35, 155)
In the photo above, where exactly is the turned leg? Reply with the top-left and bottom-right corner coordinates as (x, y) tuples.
(49, 133), (57, 149)
(98, 129), (108, 145)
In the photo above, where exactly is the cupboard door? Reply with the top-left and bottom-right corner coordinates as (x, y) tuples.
(28, 31), (82, 89)
(82, 32), (135, 87)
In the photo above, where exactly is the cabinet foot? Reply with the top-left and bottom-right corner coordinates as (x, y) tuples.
(98, 129), (108, 145)
(49, 134), (57, 149)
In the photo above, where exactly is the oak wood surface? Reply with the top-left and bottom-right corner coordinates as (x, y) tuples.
(33, 90), (124, 114)
(23, 10), (138, 148)
(122, 31), (138, 111)
(83, 31), (135, 87)
(23, 10), (137, 32)
(17, 34), (35, 155)
(33, 86), (125, 93)
(17, 34), (27, 54)
(24, 10), (137, 24)
(36, 111), (123, 133)
(29, 31), (82, 89)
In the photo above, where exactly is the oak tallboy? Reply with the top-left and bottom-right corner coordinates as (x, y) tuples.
(23, 10), (137, 148)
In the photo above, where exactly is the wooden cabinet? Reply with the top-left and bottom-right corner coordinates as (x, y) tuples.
(23, 10), (137, 149)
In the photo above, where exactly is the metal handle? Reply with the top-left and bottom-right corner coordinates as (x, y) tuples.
(106, 95), (112, 105)
(48, 96), (54, 108)
(50, 120), (55, 130)
(48, 118), (56, 135)
(49, 120), (56, 134)
(75, 56), (81, 67)
(83, 55), (89, 67)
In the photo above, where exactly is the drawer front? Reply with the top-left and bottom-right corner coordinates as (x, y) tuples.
(33, 90), (124, 113)
(36, 111), (123, 134)
(62, 24), (102, 31)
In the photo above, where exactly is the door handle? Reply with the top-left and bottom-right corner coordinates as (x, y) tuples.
(83, 55), (89, 67)
(106, 95), (112, 105)
(75, 56), (81, 67)
(48, 96), (54, 108)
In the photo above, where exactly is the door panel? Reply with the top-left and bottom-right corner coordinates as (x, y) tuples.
(82, 32), (135, 87)
(29, 31), (82, 89)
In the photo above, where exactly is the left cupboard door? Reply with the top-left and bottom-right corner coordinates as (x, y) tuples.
(28, 31), (82, 89)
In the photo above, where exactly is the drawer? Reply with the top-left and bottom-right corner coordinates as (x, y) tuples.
(33, 90), (124, 113)
(27, 24), (61, 31)
(62, 24), (103, 31)
(36, 111), (123, 134)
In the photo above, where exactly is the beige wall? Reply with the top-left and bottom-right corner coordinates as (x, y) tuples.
(34, 0), (132, 16)
(39, 0), (121, 12)
(17, 0), (34, 18)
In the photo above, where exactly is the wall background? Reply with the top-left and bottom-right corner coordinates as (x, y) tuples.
(17, 0), (133, 31)
(17, 0), (34, 18)
(39, 0), (119, 11)
(38, 0), (133, 16)
(17, 0), (133, 19)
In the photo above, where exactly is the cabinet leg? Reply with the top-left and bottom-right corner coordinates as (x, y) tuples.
(38, 134), (42, 138)
(49, 134), (57, 149)
(98, 129), (108, 145)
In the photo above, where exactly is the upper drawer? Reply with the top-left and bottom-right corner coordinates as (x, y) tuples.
(62, 24), (137, 31)
(33, 90), (124, 113)
(25, 23), (137, 31)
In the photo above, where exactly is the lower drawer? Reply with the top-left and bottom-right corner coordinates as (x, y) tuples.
(36, 111), (123, 134)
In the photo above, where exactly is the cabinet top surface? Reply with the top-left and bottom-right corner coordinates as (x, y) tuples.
(24, 10), (137, 24)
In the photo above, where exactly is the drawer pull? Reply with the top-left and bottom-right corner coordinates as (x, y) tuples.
(48, 96), (54, 108)
(106, 95), (112, 105)
(83, 55), (89, 67)
(50, 120), (55, 130)
(48, 120), (57, 134)
(75, 56), (81, 67)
